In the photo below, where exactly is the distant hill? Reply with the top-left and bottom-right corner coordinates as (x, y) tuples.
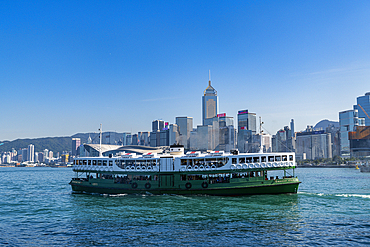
(0, 132), (123, 154)
(314, 119), (339, 130)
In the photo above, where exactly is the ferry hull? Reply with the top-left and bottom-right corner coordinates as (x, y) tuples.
(70, 179), (300, 196)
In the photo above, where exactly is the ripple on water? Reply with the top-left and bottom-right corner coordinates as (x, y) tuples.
(1, 167), (370, 246)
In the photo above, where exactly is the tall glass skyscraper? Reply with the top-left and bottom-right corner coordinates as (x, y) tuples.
(237, 110), (256, 153)
(339, 109), (364, 157)
(202, 80), (218, 126)
(356, 92), (370, 126)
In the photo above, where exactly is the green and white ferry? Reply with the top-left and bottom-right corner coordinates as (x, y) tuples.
(70, 144), (300, 196)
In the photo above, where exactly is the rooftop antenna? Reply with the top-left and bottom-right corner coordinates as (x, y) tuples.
(99, 124), (103, 157)
(259, 117), (264, 153)
(209, 70), (211, 86)
(259, 116), (264, 134)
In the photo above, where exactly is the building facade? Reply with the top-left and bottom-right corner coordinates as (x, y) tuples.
(72, 138), (81, 156)
(355, 92), (370, 126)
(295, 128), (332, 160)
(339, 109), (364, 158)
(237, 110), (256, 153)
(202, 80), (218, 126)
(175, 117), (193, 149)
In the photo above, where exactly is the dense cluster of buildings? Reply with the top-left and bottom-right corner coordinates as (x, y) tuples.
(2, 76), (370, 164)
(0, 144), (64, 165)
(76, 77), (370, 161)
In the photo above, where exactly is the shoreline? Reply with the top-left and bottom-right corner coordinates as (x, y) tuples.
(297, 164), (357, 168)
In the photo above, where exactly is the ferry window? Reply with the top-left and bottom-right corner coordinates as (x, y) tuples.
(289, 155), (293, 161)
(261, 156), (266, 162)
(282, 156), (287, 161)
(98, 160), (102, 166)
(246, 157), (252, 163)
(275, 156), (281, 162)
(76, 160), (79, 165)
(240, 157), (245, 163)
(103, 160), (107, 166)
(181, 175), (187, 181)
(195, 159), (205, 166)
(88, 160), (91, 165)
(93, 160), (97, 165)
(209, 173), (230, 184)
(253, 157), (259, 163)
(181, 159), (188, 166)
(232, 158), (237, 164)
(83, 160), (87, 165)
(109, 161), (113, 166)
(127, 160), (133, 166)
(268, 156), (274, 162)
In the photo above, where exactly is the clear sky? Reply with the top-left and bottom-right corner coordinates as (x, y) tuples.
(1, 1), (370, 141)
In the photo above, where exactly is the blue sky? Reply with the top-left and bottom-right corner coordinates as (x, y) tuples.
(1, 1), (370, 141)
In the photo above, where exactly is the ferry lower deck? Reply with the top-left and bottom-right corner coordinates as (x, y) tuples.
(70, 170), (300, 196)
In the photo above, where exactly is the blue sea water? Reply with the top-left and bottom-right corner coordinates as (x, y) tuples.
(0, 167), (370, 246)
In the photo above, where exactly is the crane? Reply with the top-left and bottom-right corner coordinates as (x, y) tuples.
(358, 104), (370, 120)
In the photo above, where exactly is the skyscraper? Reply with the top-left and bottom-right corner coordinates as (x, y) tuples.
(152, 120), (165, 132)
(27, 144), (34, 162)
(176, 116), (193, 148)
(72, 138), (81, 156)
(356, 92), (370, 126)
(339, 109), (364, 157)
(237, 110), (257, 153)
(202, 77), (218, 126)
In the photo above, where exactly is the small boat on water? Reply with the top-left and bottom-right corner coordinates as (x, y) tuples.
(70, 142), (301, 196)
(360, 161), (370, 172)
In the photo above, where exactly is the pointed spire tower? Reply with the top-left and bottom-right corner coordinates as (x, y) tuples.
(202, 70), (218, 125)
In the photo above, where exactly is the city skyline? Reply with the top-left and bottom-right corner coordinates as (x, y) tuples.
(2, 1), (370, 141)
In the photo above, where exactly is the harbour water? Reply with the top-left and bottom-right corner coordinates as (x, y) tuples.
(1, 167), (370, 246)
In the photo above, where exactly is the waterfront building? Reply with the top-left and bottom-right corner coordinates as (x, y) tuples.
(152, 120), (165, 132)
(169, 124), (179, 146)
(355, 92), (370, 126)
(295, 127), (332, 160)
(175, 117), (193, 149)
(213, 114), (236, 152)
(150, 120), (168, 147)
(202, 78), (218, 126)
(138, 132), (150, 146)
(38, 152), (44, 163)
(251, 133), (272, 153)
(122, 133), (132, 146)
(132, 134), (139, 145)
(72, 138), (81, 156)
(237, 110), (257, 153)
(190, 122), (219, 151)
(290, 119), (295, 138)
(150, 121), (179, 147)
(339, 109), (364, 158)
(325, 124), (340, 157)
(22, 148), (27, 162)
(27, 144), (34, 162)
(44, 149), (49, 160)
(272, 126), (294, 153)
(103, 132), (117, 145)
(348, 126), (370, 158)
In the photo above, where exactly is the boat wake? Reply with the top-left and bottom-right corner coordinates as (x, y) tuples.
(298, 191), (370, 199)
